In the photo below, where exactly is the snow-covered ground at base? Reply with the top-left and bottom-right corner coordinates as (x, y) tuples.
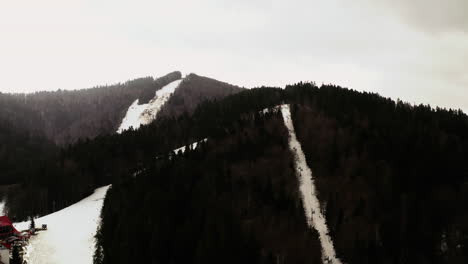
(281, 104), (342, 264)
(117, 79), (183, 133)
(14, 185), (111, 264)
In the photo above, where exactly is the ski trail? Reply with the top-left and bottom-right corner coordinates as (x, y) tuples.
(14, 185), (110, 264)
(281, 104), (342, 264)
(117, 99), (147, 133)
(117, 79), (183, 133)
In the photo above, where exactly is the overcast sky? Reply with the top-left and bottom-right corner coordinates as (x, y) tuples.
(1, 0), (467, 111)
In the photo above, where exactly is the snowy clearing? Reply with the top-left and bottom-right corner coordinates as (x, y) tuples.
(14, 185), (110, 264)
(117, 79), (183, 133)
(281, 104), (342, 264)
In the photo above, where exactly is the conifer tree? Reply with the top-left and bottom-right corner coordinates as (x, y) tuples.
(11, 244), (22, 264)
(29, 216), (35, 231)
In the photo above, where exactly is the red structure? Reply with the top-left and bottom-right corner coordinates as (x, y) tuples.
(0, 216), (22, 249)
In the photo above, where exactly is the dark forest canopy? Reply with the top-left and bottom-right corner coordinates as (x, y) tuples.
(94, 83), (468, 264)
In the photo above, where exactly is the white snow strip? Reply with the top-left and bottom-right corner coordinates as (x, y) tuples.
(172, 138), (208, 154)
(117, 79), (183, 133)
(116, 99), (147, 133)
(14, 185), (111, 264)
(0, 200), (5, 215)
(281, 104), (342, 264)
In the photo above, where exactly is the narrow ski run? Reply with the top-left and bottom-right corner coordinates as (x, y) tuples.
(280, 104), (342, 264)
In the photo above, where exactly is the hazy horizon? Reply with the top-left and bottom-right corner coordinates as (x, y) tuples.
(1, 0), (467, 111)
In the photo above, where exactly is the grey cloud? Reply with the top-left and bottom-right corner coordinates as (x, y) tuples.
(370, 0), (468, 33)
(1, 0), (467, 112)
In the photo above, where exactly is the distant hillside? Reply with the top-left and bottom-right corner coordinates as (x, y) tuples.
(0, 71), (244, 186)
(0, 71), (182, 145)
(158, 73), (244, 118)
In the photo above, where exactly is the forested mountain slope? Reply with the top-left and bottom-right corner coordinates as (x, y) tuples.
(96, 108), (324, 264)
(116, 73), (243, 133)
(158, 73), (244, 118)
(0, 72), (242, 219)
(0, 117), (56, 185)
(0, 71), (243, 146)
(2, 77), (468, 263)
(0, 71), (243, 189)
(289, 85), (468, 263)
(3, 87), (281, 220)
(94, 83), (468, 264)
(0, 71), (182, 145)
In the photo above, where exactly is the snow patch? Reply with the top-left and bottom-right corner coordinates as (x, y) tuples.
(117, 99), (147, 133)
(0, 200), (5, 216)
(172, 138), (208, 154)
(14, 185), (111, 264)
(261, 105), (281, 114)
(117, 79), (183, 133)
(281, 104), (342, 264)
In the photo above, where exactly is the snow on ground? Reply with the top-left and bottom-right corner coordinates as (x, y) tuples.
(261, 105), (281, 114)
(14, 185), (111, 264)
(0, 200), (5, 215)
(116, 99), (147, 133)
(117, 79), (183, 133)
(281, 104), (342, 264)
(172, 138), (208, 154)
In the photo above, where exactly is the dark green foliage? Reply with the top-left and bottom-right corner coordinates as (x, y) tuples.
(95, 112), (322, 264)
(158, 73), (244, 118)
(5, 87), (284, 220)
(288, 83), (468, 263)
(0, 117), (55, 185)
(29, 216), (35, 230)
(2, 73), (245, 220)
(10, 244), (22, 264)
(3, 79), (468, 263)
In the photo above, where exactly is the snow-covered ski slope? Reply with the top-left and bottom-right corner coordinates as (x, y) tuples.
(281, 104), (342, 264)
(14, 186), (110, 264)
(117, 79), (183, 133)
